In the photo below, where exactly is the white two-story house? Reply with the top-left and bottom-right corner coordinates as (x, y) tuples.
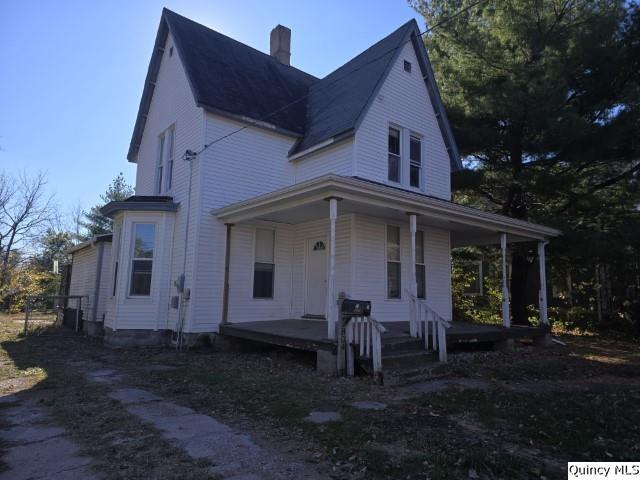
(74, 9), (558, 354)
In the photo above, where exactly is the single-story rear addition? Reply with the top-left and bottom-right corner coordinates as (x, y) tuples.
(67, 9), (560, 373)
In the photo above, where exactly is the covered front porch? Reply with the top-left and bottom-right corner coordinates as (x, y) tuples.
(213, 175), (559, 373)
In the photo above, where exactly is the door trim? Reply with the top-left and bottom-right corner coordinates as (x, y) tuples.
(304, 235), (329, 317)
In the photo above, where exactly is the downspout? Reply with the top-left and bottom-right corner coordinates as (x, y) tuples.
(221, 223), (233, 324)
(91, 241), (105, 323)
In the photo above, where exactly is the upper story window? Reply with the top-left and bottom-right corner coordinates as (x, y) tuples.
(410, 135), (422, 188)
(388, 125), (424, 190)
(388, 127), (401, 183)
(156, 126), (174, 194)
(253, 228), (275, 299)
(130, 223), (156, 296)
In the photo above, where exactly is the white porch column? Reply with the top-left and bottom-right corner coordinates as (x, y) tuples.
(500, 233), (510, 328)
(538, 241), (549, 325)
(326, 198), (338, 339)
(408, 213), (418, 337)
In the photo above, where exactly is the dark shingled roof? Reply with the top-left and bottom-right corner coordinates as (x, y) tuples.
(291, 21), (414, 154)
(128, 9), (461, 170)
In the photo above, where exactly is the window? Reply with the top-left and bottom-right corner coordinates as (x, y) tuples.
(165, 128), (174, 191)
(410, 135), (422, 188)
(130, 223), (155, 296)
(253, 229), (275, 299)
(388, 127), (401, 182)
(156, 127), (174, 194)
(156, 136), (164, 194)
(403, 60), (412, 73)
(386, 225), (401, 299)
(415, 230), (426, 299)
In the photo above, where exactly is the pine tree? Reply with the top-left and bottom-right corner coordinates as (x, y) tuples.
(81, 173), (134, 237)
(411, 0), (640, 324)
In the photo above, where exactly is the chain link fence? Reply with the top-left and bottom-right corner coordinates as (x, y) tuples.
(23, 295), (87, 335)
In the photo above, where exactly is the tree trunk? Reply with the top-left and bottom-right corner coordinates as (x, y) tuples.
(510, 246), (532, 325)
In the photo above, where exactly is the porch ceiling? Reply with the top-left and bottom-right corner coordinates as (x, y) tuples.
(213, 175), (560, 246)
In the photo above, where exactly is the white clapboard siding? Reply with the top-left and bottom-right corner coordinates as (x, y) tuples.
(350, 214), (452, 322)
(293, 139), (354, 182)
(226, 222), (294, 323)
(121, 31), (202, 332)
(354, 41), (451, 200)
(68, 243), (112, 323)
(188, 113), (299, 332)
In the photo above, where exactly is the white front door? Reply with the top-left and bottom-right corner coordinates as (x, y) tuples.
(305, 238), (328, 317)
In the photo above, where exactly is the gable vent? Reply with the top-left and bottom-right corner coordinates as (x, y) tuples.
(403, 60), (412, 73)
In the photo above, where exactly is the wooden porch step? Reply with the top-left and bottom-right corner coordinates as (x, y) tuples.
(381, 336), (426, 354)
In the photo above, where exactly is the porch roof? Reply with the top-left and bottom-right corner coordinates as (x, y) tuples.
(213, 175), (560, 246)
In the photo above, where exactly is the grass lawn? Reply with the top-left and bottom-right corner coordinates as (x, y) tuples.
(1, 313), (639, 479)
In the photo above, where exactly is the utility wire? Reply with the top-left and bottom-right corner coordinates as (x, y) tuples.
(183, 0), (486, 161)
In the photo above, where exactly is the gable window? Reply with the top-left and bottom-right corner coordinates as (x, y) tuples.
(388, 127), (401, 183)
(130, 223), (156, 296)
(253, 229), (275, 299)
(403, 60), (412, 73)
(409, 135), (422, 188)
(386, 225), (401, 299)
(156, 127), (174, 194)
(415, 230), (426, 299)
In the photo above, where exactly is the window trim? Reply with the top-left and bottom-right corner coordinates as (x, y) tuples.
(155, 125), (175, 194)
(252, 227), (276, 300)
(385, 224), (402, 300)
(387, 126), (402, 184)
(165, 126), (175, 192)
(128, 222), (156, 298)
(409, 134), (422, 189)
(155, 135), (164, 194)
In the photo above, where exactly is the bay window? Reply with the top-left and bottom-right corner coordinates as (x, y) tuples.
(130, 223), (156, 296)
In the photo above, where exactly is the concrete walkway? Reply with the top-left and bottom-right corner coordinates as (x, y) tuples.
(87, 369), (320, 480)
(0, 395), (100, 480)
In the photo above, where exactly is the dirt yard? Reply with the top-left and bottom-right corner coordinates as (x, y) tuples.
(0, 314), (639, 479)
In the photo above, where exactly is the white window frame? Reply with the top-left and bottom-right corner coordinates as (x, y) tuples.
(155, 125), (175, 194)
(164, 126), (175, 192)
(387, 126), (402, 184)
(252, 227), (276, 300)
(128, 222), (156, 297)
(155, 135), (165, 194)
(415, 230), (426, 299)
(409, 134), (422, 189)
(385, 224), (402, 300)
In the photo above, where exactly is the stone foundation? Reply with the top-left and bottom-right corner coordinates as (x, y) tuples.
(104, 328), (170, 348)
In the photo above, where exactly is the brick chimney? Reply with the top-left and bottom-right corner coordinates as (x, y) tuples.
(270, 25), (291, 65)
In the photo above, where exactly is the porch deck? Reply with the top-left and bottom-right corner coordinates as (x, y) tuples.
(219, 319), (546, 353)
